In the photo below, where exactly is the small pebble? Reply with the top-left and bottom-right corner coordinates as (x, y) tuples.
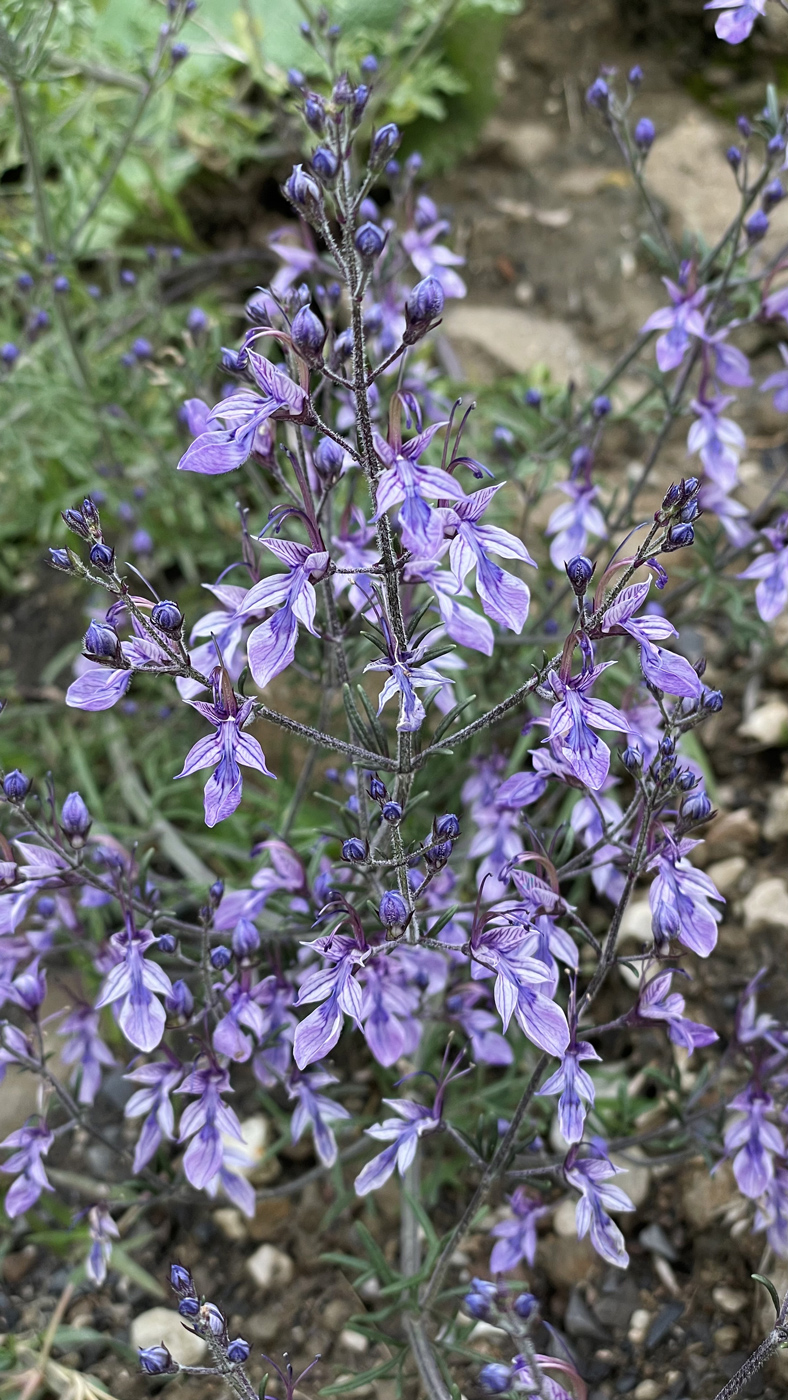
(339, 1328), (369, 1354)
(628, 1309), (652, 1346)
(246, 1244), (294, 1291)
(713, 1285), (749, 1315)
(714, 1325), (740, 1354)
(633, 1382), (662, 1400)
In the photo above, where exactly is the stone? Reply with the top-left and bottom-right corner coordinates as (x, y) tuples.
(248, 1196), (292, 1242)
(556, 167), (631, 198)
(538, 1232), (596, 1289)
(593, 1274), (639, 1332)
(633, 1382), (662, 1400)
(705, 857), (747, 899)
(703, 808), (759, 862)
(565, 1289), (608, 1340)
(681, 1161), (736, 1229)
(610, 1153), (651, 1209)
(130, 1307), (207, 1366)
(2, 1247), (37, 1285)
(638, 1224), (678, 1261)
(247, 1309), (282, 1344)
(617, 899), (653, 946)
(764, 785), (788, 841)
(246, 1244), (294, 1291)
(323, 1299), (353, 1330)
(627, 1309), (652, 1346)
(553, 1198), (578, 1238)
(339, 1328), (369, 1354)
(714, 1325), (740, 1354)
(442, 305), (591, 385)
(213, 1208), (247, 1242)
(483, 118), (560, 167)
(232, 1115), (280, 1185)
(468, 1319), (508, 1343)
(645, 1302), (684, 1352)
(645, 112), (738, 246)
(739, 699), (788, 747)
(713, 1285), (749, 1316)
(743, 878), (788, 934)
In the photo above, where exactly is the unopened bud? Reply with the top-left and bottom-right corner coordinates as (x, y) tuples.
(3, 770), (31, 802)
(342, 837), (367, 862)
(61, 791), (92, 847)
(311, 147), (339, 184)
(283, 164), (323, 222)
(370, 123), (401, 169)
(291, 305), (327, 366)
(565, 554), (595, 596)
(379, 890), (408, 928)
(634, 117), (655, 152)
(151, 599), (183, 633)
(84, 619), (122, 664)
(313, 436), (344, 483)
(355, 221), (386, 266)
(404, 275), (444, 344)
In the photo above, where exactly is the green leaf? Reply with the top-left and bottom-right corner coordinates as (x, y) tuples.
(433, 694), (476, 742)
(752, 1273), (781, 1318)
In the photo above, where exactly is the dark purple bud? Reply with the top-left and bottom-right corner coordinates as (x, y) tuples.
(621, 744), (642, 772)
(132, 338), (153, 360)
(62, 507), (91, 539)
(30, 309), (50, 331)
(586, 77), (609, 110)
(463, 1292), (491, 1320)
(681, 475), (700, 500)
(480, 1364), (512, 1393)
(736, 114), (751, 138)
(570, 444), (593, 475)
(178, 1296), (201, 1317)
(48, 547), (71, 570)
(53, 275), (70, 293)
(61, 791), (91, 846)
(37, 896), (56, 918)
(81, 497), (102, 532)
(628, 65), (644, 85)
(139, 1345), (176, 1375)
(382, 801), (402, 823)
(726, 145), (742, 169)
(385, 159), (400, 178)
(3, 770), (31, 802)
(232, 919), (260, 958)
(1, 343), (19, 365)
(405, 152), (423, 175)
(165, 979), (194, 1018)
(424, 840), (453, 870)
(187, 306), (208, 332)
(435, 813), (460, 839)
(332, 74), (354, 107)
(342, 838), (367, 862)
(678, 770), (696, 791)
(89, 541), (115, 571)
(287, 67), (305, 87)
(158, 933), (177, 953)
(659, 737), (675, 757)
(764, 178), (784, 211)
(404, 275), (444, 344)
(768, 133), (785, 157)
(227, 1339), (251, 1364)
(665, 521), (694, 550)
(17, 272), (34, 290)
(210, 945), (232, 970)
(514, 1292), (537, 1318)
(313, 436), (344, 482)
(702, 686), (723, 712)
(304, 93), (326, 134)
(311, 146), (339, 184)
(634, 117), (655, 152)
(368, 776), (387, 802)
(681, 790), (712, 823)
(171, 1264), (195, 1296)
(379, 890), (408, 927)
(565, 554), (595, 596)
(352, 85), (369, 124)
(361, 54), (378, 76)
(151, 599), (183, 633)
(221, 346), (244, 372)
(120, 269), (136, 287)
(592, 394), (612, 417)
(171, 41), (188, 62)
(284, 164), (323, 221)
(202, 1304), (226, 1336)
(370, 123), (401, 169)
(291, 305), (327, 365)
(327, 23), (340, 39)
(209, 879), (224, 905)
(121, 352), (135, 368)
(746, 210), (769, 243)
(525, 387), (542, 408)
(12, 962), (46, 1012)
(355, 221), (386, 265)
(679, 498), (700, 523)
(84, 619), (122, 663)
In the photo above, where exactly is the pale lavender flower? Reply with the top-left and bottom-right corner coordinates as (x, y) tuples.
(470, 918), (570, 1056)
(739, 516), (788, 621)
(407, 560), (494, 656)
(293, 932), (367, 1069)
(539, 1038), (600, 1144)
(176, 581), (257, 702)
(761, 344), (788, 412)
(636, 969), (718, 1053)
(59, 1003), (116, 1104)
(698, 481), (755, 547)
(401, 203), (466, 299)
(704, 0), (767, 43)
(1, 1119), (54, 1218)
(214, 841), (306, 930)
(268, 227), (322, 295)
(178, 1057), (254, 1215)
(570, 788), (626, 903)
(175, 673), (274, 828)
(489, 1187), (550, 1272)
(245, 539), (330, 689)
(648, 838), (724, 957)
(547, 660), (629, 790)
(724, 1085), (784, 1198)
(124, 1050), (183, 1172)
(288, 1068), (351, 1167)
(755, 1168), (788, 1256)
(641, 278), (707, 371)
(354, 1097), (441, 1195)
(361, 956), (421, 1066)
(445, 983), (513, 1065)
(705, 331), (753, 388)
(95, 919), (172, 1052)
(177, 351), (311, 475)
(373, 422), (465, 559)
(332, 507), (378, 615)
(85, 1204), (119, 1286)
(252, 975), (297, 1086)
(213, 970), (268, 1062)
(446, 484), (536, 633)
(601, 581), (703, 698)
(546, 479), (606, 569)
(65, 617), (171, 712)
(687, 395), (745, 491)
(565, 1142), (634, 1268)
(364, 622), (455, 733)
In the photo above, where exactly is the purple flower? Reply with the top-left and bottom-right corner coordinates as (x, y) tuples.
(124, 1051), (184, 1172)
(401, 208), (466, 299)
(58, 1004), (116, 1104)
(470, 918), (570, 1056)
(288, 1068), (351, 1166)
(489, 1187), (549, 1273)
(570, 789), (626, 903)
(65, 619), (171, 713)
(704, 0), (767, 43)
(636, 969), (718, 1053)
(175, 676), (274, 828)
(354, 1097), (442, 1196)
(446, 485), (536, 633)
(601, 582), (703, 698)
(762, 345), (788, 413)
(641, 279), (707, 372)
(539, 1038), (600, 1144)
(565, 1143), (635, 1268)
(739, 517), (788, 621)
(177, 351), (311, 475)
(687, 395), (745, 491)
(1, 1119), (54, 1218)
(245, 539), (330, 690)
(293, 932), (367, 1069)
(178, 1057), (254, 1215)
(698, 481), (755, 548)
(407, 561), (494, 656)
(373, 422), (465, 559)
(251, 975), (297, 1086)
(755, 1167), (788, 1256)
(546, 480), (606, 569)
(94, 919), (173, 1052)
(364, 623), (455, 733)
(3, 956), (47, 1013)
(85, 1205), (119, 1286)
(648, 838), (723, 957)
(332, 507), (378, 615)
(724, 1085), (783, 1198)
(445, 983), (513, 1065)
(212, 971), (269, 1062)
(361, 956), (421, 1066)
(547, 661), (629, 790)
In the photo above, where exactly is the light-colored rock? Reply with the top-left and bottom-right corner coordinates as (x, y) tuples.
(617, 898), (653, 946)
(468, 1319), (508, 1342)
(538, 1232), (596, 1289)
(339, 1328), (369, 1354)
(706, 857), (747, 898)
(484, 118), (559, 167)
(628, 1308), (652, 1346)
(713, 1285), (749, 1316)
(213, 1208), (247, 1242)
(556, 166), (631, 198)
(442, 305), (591, 385)
(230, 1115), (280, 1185)
(703, 808), (759, 862)
(130, 1307), (207, 1366)
(553, 1198), (577, 1238)
(714, 1325), (740, 1353)
(738, 699), (788, 746)
(611, 1153), (651, 1210)
(681, 1160), (737, 1229)
(246, 1243), (294, 1291)
(633, 1382), (662, 1400)
(646, 113), (739, 246)
(743, 877), (788, 933)
(765, 785), (788, 841)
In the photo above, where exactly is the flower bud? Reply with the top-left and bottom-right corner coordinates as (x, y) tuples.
(62, 506), (92, 539)
(370, 123), (401, 169)
(291, 305), (327, 366)
(313, 436), (344, 483)
(565, 554), (595, 596)
(53, 275), (70, 293)
(726, 145), (742, 169)
(525, 387), (542, 408)
(304, 93), (326, 134)
(84, 619), (123, 664)
(435, 813), (460, 839)
(170, 1264), (195, 1296)
(628, 64), (643, 85)
(379, 890), (408, 928)
(342, 837), (367, 862)
(209, 879), (225, 905)
(361, 54), (378, 76)
(13, 960), (46, 1012)
(165, 979), (194, 1018)
(592, 394), (612, 417)
(287, 67), (304, 88)
(480, 1364), (512, 1393)
(634, 117), (655, 152)
(121, 269), (136, 286)
(227, 1339), (251, 1363)
(355, 221), (386, 266)
(424, 839), (453, 870)
(61, 791), (92, 847)
(132, 338), (153, 360)
(352, 84), (369, 125)
(768, 133), (785, 157)
(3, 770), (31, 802)
(332, 74), (354, 107)
(152, 599), (183, 633)
(678, 770), (696, 791)
(312, 147), (339, 184)
(89, 541), (115, 571)
(17, 272), (34, 290)
(368, 776), (387, 802)
(37, 897), (56, 918)
(665, 522), (694, 550)
(210, 945), (232, 970)
(746, 210), (769, 243)
(404, 275), (444, 344)
(48, 547), (72, 570)
(202, 1303), (226, 1336)
(702, 686), (723, 712)
(232, 918), (260, 959)
(621, 744), (642, 772)
(463, 1291), (490, 1320)
(586, 77), (609, 110)
(737, 115), (751, 138)
(283, 164), (323, 222)
(514, 1291), (537, 1318)
(1, 342), (19, 365)
(158, 933), (177, 953)
(178, 1296), (200, 1317)
(187, 306), (208, 333)
(171, 41), (188, 63)
(764, 178), (785, 211)
(139, 1345), (176, 1375)
(681, 790), (712, 824)
(679, 499), (699, 523)
(382, 801), (402, 823)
